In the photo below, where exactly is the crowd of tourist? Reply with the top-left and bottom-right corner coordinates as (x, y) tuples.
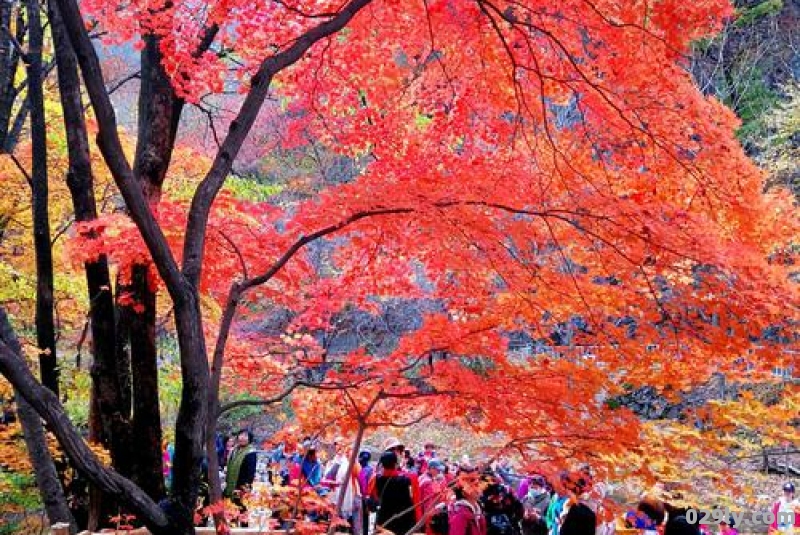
(183, 431), (800, 535)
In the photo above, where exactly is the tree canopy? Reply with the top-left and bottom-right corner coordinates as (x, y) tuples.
(0, 0), (797, 533)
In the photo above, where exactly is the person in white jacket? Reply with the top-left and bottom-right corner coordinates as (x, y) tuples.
(327, 442), (363, 532)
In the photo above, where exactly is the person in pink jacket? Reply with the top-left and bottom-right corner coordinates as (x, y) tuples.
(420, 460), (449, 535)
(770, 482), (799, 534)
(450, 467), (487, 535)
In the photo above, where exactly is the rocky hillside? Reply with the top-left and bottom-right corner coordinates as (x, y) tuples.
(691, 0), (799, 197)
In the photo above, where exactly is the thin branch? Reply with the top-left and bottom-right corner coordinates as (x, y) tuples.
(0, 23), (28, 61)
(367, 412), (432, 428)
(107, 70), (140, 94)
(193, 102), (222, 149)
(50, 216), (74, 246)
(241, 207), (414, 291)
(6, 152), (31, 186)
(271, 0), (341, 18)
(217, 382), (301, 417)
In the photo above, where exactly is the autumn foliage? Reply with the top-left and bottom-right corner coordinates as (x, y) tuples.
(0, 0), (798, 531)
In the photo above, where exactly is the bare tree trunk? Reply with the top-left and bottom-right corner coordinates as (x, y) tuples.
(0, 307), (172, 535)
(119, 27), (187, 505)
(47, 0), (129, 528)
(335, 423), (366, 516)
(0, 0), (23, 151)
(16, 394), (76, 534)
(128, 264), (166, 501)
(26, 0), (58, 396)
(19, 0), (77, 530)
(205, 284), (242, 532)
(169, 295), (211, 535)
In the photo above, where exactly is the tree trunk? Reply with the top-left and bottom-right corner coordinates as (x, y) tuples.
(16, 394), (76, 534)
(169, 294), (211, 535)
(26, 0), (59, 396)
(21, 0), (76, 528)
(133, 32), (184, 202)
(205, 285), (242, 532)
(118, 28), (186, 505)
(129, 264), (165, 501)
(47, 0), (129, 528)
(0, 0), (22, 151)
(0, 307), (173, 535)
(335, 423), (366, 516)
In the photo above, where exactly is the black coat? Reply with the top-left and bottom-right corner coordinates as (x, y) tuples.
(375, 475), (416, 535)
(236, 451), (258, 489)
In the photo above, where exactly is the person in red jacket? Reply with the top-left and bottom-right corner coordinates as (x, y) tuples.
(450, 467), (487, 535)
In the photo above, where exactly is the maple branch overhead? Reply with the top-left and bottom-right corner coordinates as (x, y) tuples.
(215, 378), (372, 417)
(216, 356), (455, 418)
(481, 0), (718, 208)
(181, 0), (375, 287)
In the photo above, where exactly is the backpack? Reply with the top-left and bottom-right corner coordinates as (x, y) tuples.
(444, 502), (482, 535)
(430, 505), (450, 535)
(325, 461), (341, 481)
(488, 512), (517, 535)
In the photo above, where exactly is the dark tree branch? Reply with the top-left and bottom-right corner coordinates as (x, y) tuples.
(182, 0), (375, 286)
(52, 0), (186, 301)
(217, 382), (302, 417)
(0, 307), (170, 532)
(242, 207), (414, 291)
(7, 151), (31, 185)
(3, 95), (29, 153)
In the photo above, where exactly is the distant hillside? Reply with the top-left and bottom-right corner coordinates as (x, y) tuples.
(691, 0), (799, 197)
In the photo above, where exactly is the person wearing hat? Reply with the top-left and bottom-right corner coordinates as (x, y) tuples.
(420, 459), (449, 535)
(770, 482), (800, 535)
(371, 436), (420, 493)
(383, 437), (405, 455)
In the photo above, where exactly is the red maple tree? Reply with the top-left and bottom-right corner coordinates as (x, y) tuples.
(0, 0), (796, 533)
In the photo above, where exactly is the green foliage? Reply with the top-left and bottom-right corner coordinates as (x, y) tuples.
(758, 85), (800, 198)
(156, 335), (183, 440)
(734, 0), (783, 27)
(0, 264), (35, 306)
(0, 471), (41, 535)
(223, 175), (284, 202)
(415, 113), (433, 128)
(691, 37), (715, 54)
(723, 67), (780, 144)
(459, 355), (495, 375)
(61, 366), (92, 430)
